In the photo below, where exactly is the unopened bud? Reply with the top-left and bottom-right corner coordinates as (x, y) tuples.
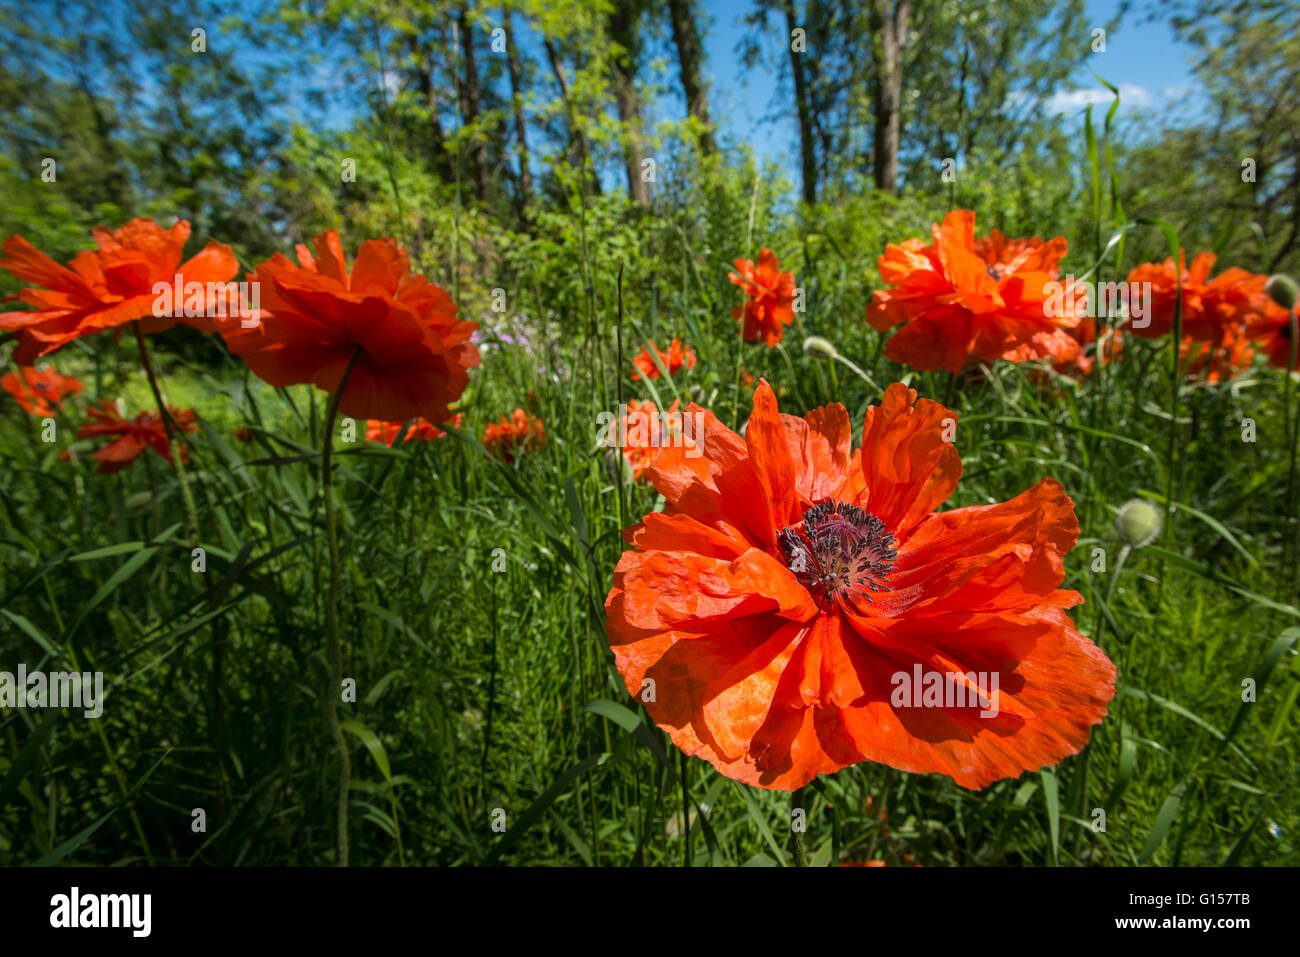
(802, 336), (838, 360)
(1115, 499), (1162, 549)
(1265, 274), (1298, 312)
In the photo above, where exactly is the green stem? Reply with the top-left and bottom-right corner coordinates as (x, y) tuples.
(133, 322), (199, 544)
(1283, 306), (1299, 599)
(324, 346), (364, 866)
(790, 786), (809, 867)
(679, 749), (691, 867)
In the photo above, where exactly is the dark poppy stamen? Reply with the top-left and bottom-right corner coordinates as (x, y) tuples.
(986, 265), (1003, 281)
(778, 500), (898, 603)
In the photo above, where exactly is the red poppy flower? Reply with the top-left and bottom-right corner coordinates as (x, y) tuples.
(222, 231), (479, 423)
(730, 249), (797, 346)
(1049, 317), (1124, 381)
(868, 211), (1082, 374)
(366, 412), (463, 446)
(2, 365), (84, 416)
(0, 219), (239, 363)
(483, 408), (546, 463)
(233, 426), (255, 442)
(631, 338), (697, 380)
(605, 381), (1115, 790)
(973, 229), (1050, 271)
(616, 398), (686, 482)
(1178, 325), (1255, 383)
(1125, 252), (1272, 342)
(77, 401), (198, 474)
(1245, 300), (1299, 371)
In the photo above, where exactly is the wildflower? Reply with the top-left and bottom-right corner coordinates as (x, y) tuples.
(617, 398), (684, 482)
(0, 219), (239, 362)
(1125, 252), (1272, 342)
(365, 413), (463, 446)
(483, 408), (546, 463)
(605, 381), (1115, 790)
(77, 401), (198, 474)
(223, 231), (479, 423)
(730, 249), (797, 346)
(868, 211), (1081, 373)
(631, 338), (697, 380)
(1, 365), (84, 416)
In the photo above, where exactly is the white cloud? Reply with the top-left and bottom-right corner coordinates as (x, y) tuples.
(1038, 84), (1153, 114)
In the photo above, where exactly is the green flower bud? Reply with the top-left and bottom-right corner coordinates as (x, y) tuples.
(803, 336), (838, 360)
(604, 447), (635, 485)
(1115, 499), (1162, 549)
(1265, 274), (1298, 312)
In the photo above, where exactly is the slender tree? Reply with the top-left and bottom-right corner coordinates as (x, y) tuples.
(502, 8), (533, 211)
(869, 0), (909, 194)
(457, 6), (490, 203)
(665, 0), (716, 155)
(609, 1), (650, 207)
(783, 0), (817, 204)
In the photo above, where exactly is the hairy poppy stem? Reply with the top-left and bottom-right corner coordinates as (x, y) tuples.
(132, 323), (199, 544)
(323, 346), (365, 866)
(1284, 307), (1299, 599)
(790, 787), (809, 867)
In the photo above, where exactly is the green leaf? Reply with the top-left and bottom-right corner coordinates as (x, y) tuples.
(340, 720), (392, 782)
(1137, 780), (1187, 864)
(34, 749), (170, 866)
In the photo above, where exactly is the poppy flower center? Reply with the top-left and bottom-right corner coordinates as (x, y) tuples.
(777, 500), (898, 604)
(986, 265), (1003, 281)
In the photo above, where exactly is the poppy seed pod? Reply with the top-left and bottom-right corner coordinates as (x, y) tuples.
(1115, 499), (1162, 549)
(1265, 274), (1298, 312)
(802, 335), (838, 360)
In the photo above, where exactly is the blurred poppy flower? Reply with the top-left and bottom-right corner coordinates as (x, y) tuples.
(1126, 252), (1272, 342)
(0, 219), (239, 363)
(1246, 300), (1299, 371)
(366, 412), (463, 446)
(483, 408), (545, 463)
(730, 249), (796, 346)
(223, 231), (479, 423)
(868, 211), (1081, 374)
(973, 229), (1050, 271)
(1044, 317), (1124, 382)
(631, 338), (697, 380)
(2, 365), (84, 416)
(605, 380), (1115, 790)
(1179, 325), (1255, 383)
(233, 426), (255, 442)
(616, 398), (685, 482)
(77, 400), (198, 474)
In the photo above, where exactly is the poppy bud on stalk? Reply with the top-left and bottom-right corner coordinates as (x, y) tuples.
(1265, 274), (1298, 312)
(1115, 498), (1163, 549)
(802, 335), (838, 360)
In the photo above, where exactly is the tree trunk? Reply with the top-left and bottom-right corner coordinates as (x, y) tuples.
(609, 3), (650, 207)
(784, 0), (817, 205)
(870, 0), (909, 194)
(542, 35), (601, 197)
(666, 0), (716, 155)
(406, 34), (454, 183)
(502, 11), (533, 212)
(457, 8), (489, 203)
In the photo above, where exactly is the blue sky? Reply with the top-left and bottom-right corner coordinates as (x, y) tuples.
(695, 0), (1203, 167)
